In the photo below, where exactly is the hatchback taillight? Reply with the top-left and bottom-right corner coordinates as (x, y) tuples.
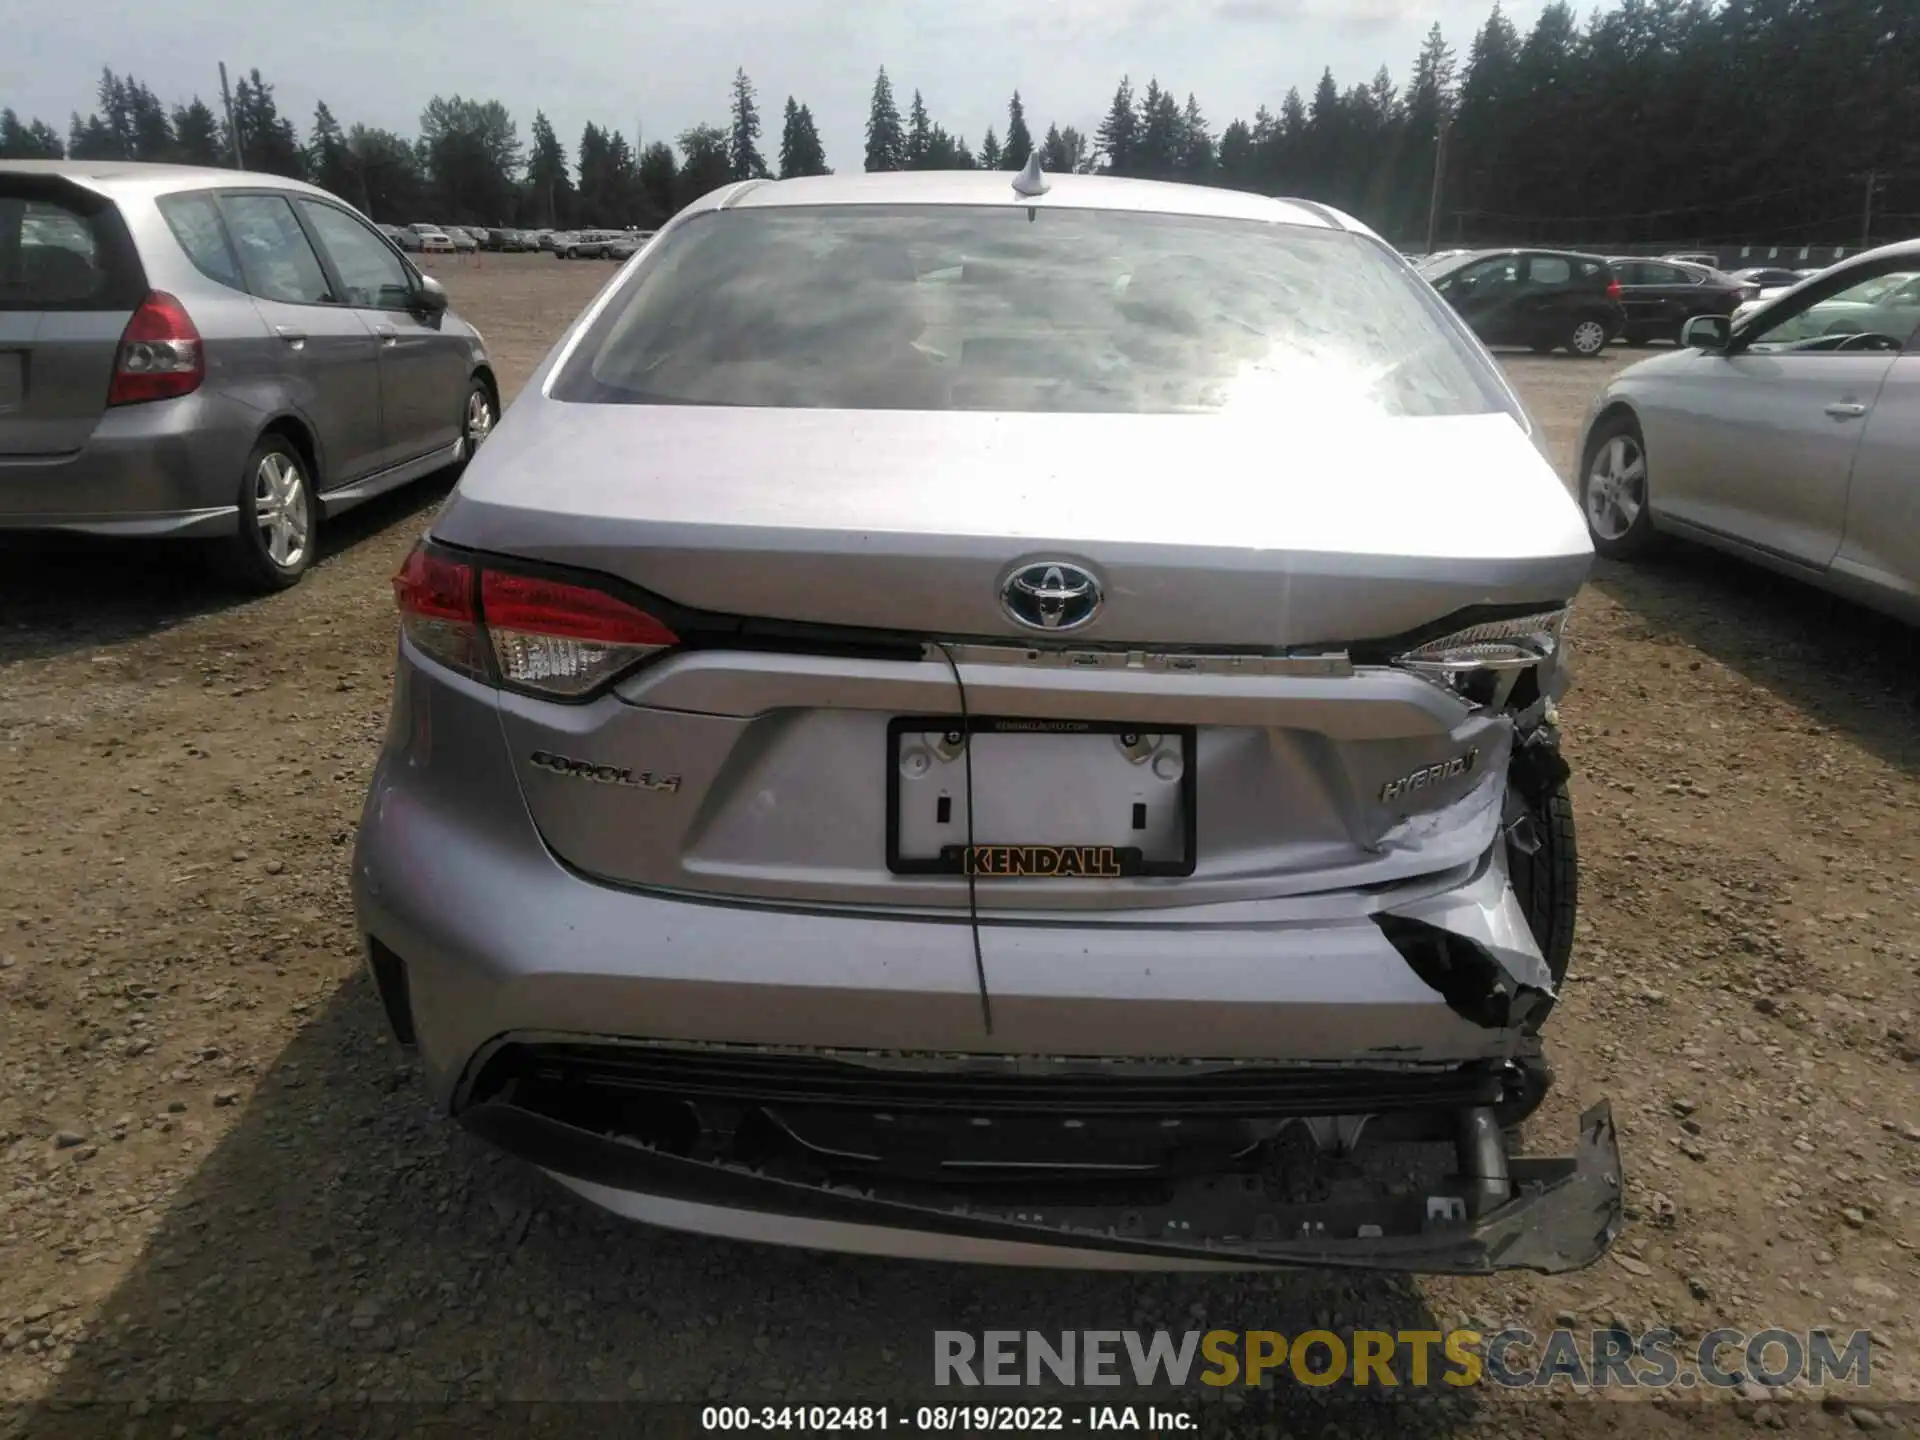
(1606, 278), (1623, 301)
(392, 541), (679, 698)
(107, 291), (204, 406)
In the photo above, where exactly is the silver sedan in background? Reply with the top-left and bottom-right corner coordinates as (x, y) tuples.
(1579, 237), (1920, 623)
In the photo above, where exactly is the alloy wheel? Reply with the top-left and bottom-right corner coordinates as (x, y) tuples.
(466, 388), (495, 451)
(1585, 435), (1646, 541)
(253, 451), (311, 570)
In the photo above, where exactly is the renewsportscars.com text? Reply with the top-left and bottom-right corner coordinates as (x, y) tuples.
(933, 1328), (1871, 1391)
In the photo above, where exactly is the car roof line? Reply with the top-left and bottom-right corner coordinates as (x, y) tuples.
(1269, 196), (1347, 231)
(719, 179), (775, 210)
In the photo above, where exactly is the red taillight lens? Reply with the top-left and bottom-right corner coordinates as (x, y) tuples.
(479, 572), (677, 646)
(1606, 278), (1623, 300)
(106, 291), (204, 406)
(480, 570), (678, 697)
(392, 543), (485, 678)
(390, 541), (679, 697)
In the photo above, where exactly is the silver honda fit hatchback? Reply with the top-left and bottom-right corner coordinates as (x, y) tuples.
(0, 160), (495, 590)
(353, 169), (1621, 1273)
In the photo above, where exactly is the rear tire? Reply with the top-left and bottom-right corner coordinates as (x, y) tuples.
(1507, 753), (1578, 998)
(1498, 752), (1574, 1129)
(220, 434), (318, 593)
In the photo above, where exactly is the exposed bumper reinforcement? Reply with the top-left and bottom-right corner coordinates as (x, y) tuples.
(460, 1098), (1623, 1274)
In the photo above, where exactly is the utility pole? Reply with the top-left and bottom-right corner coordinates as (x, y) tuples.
(1861, 170), (1879, 251)
(217, 62), (244, 170)
(1425, 116), (1451, 255)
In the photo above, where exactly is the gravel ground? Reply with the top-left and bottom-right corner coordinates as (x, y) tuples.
(1, 253), (1916, 1438)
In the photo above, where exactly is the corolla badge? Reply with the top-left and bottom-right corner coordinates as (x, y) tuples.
(1001, 561), (1103, 632)
(529, 750), (681, 792)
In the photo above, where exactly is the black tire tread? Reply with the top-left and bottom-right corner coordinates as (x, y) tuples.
(1508, 774), (1578, 995)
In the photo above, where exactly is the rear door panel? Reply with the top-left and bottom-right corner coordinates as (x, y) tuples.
(1832, 352), (1920, 613)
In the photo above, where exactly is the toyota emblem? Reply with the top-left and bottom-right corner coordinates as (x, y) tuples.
(1001, 560), (1103, 632)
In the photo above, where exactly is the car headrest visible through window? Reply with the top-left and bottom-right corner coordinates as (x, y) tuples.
(19, 243), (101, 303)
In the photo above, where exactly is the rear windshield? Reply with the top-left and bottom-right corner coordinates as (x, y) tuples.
(552, 205), (1513, 418)
(0, 184), (141, 311)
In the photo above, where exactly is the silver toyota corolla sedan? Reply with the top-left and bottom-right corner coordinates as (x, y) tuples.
(1, 160), (495, 589)
(353, 168), (1621, 1273)
(1580, 238), (1920, 623)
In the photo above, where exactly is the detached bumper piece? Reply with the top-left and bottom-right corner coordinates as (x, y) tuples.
(456, 1040), (1623, 1274)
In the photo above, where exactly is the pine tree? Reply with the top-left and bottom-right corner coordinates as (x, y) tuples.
(864, 67), (904, 172)
(1135, 79), (1181, 180)
(779, 98), (828, 178)
(677, 123), (733, 205)
(1178, 93), (1212, 180)
(905, 90), (932, 169)
(230, 68), (305, 178)
(728, 69), (767, 181)
(170, 100), (222, 165)
(1096, 77), (1137, 174)
(1216, 118), (1256, 188)
(979, 126), (1001, 169)
(1039, 123), (1088, 174)
(526, 110), (572, 226)
(308, 101), (354, 199)
(0, 109), (65, 158)
(637, 140), (678, 223)
(1002, 91), (1033, 169)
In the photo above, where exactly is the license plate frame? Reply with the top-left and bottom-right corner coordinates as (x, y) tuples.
(885, 715), (1198, 878)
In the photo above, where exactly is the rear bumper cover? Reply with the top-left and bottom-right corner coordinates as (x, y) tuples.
(0, 391), (254, 536)
(459, 1094), (1623, 1273)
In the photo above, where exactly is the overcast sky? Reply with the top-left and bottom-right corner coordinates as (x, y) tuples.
(5, 0), (1544, 170)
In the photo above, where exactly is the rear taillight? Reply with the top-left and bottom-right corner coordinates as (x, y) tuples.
(392, 541), (679, 698)
(392, 545), (486, 679)
(106, 291), (204, 406)
(1606, 278), (1623, 300)
(481, 570), (677, 697)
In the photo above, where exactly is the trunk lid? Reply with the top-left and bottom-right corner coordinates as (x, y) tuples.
(448, 400), (1586, 913)
(0, 174), (144, 458)
(437, 402), (1590, 649)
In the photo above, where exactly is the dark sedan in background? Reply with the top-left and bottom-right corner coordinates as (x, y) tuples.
(1607, 258), (1745, 346)
(1418, 248), (1626, 357)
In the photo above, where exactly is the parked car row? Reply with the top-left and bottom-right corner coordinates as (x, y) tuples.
(361, 223), (659, 260)
(1414, 249), (1763, 354)
(549, 228), (657, 260)
(2, 159), (496, 591)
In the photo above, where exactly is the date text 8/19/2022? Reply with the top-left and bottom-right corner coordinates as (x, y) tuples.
(700, 1403), (1198, 1431)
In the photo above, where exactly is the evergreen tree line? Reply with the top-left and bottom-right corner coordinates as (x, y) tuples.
(6, 0), (1918, 245)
